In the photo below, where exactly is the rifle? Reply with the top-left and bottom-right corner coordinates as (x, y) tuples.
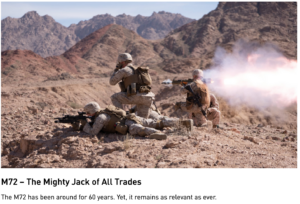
(162, 78), (212, 86)
(184, 85), (207, 119)
(54, 112), (94, 124)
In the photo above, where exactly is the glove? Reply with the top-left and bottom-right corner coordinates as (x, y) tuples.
(114, 63), (122, 72)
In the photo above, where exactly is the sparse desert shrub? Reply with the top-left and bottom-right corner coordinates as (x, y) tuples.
(122, 134), (133, 151)
(66, 101), (82, 109)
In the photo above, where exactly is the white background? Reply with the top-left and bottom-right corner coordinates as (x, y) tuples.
(0, 168), (300, 203)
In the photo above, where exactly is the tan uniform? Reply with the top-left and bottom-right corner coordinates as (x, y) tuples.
(179, 93), (221, 126)
(83, 113), (180, 137)
(109, 63), (154, 118)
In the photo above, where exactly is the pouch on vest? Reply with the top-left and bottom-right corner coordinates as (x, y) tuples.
(136, 67), (152, 85)
(119, 81), (126, 92)
(139, 85), (151, 93)
(126, 83), (137, 97)
(115, 122), (128, 135)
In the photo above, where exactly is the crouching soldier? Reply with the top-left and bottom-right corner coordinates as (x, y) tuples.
(73, 102), (193, 140)
(175, 69), (221, 128)
(175, 93), (221, 128)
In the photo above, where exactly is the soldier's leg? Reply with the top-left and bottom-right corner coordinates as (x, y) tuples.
(136, 104), (151, 118)
(149, 110), (162, 120)
(111, 92), (128, 108)
(207, 108), (221, 126)
(125, 119), (166, 140)
(194, 112), (207, 127)
(136, 115), (193, 131)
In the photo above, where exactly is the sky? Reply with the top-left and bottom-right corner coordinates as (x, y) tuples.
(1, 1), (218, 27)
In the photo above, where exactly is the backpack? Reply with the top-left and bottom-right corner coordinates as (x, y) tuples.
(122, 66), (152, 95)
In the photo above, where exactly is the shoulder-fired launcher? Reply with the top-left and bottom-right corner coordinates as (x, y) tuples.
(162, 78), (213, 86)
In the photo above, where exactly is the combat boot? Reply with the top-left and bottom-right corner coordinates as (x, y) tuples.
(213, 125), (222, 129)
(179, 119), (194, 131)
(198, 123), (208, 127)
(149, 132), (167, 140)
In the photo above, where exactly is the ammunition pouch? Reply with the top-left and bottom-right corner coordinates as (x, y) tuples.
(155, 120), (164, 130)
(126, 83), (137, 97)
(118, 82), (126, 92)
(139, 85), (151, 93)
(115, 122), (128, 135)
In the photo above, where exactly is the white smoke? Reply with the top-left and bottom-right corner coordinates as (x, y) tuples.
(204, 39), (297, 109)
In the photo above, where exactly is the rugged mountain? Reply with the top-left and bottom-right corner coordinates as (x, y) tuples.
(161, 2), (297, 72)
(70, 11), (194, 40)
(1, 24), (168, 84)
(1, 11), (80, 58)
(2, 11), (194, 57)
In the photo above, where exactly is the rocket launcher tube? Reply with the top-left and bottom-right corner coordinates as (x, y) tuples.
(162, 78), (213, 85)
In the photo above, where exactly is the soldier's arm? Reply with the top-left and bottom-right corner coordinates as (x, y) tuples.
(109, 69), (127, 85)
(210, 94), (219, 109)
(83, 114), (110, 135)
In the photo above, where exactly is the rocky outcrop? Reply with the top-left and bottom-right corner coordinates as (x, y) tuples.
(2, 11), (194, 57)
(161, 2), (297, 72)
(1, 11), (80, 58)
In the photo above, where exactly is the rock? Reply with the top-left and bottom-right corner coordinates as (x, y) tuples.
(244, 136), (259, 144)
(58, 137), (76, 145)
(257, 124), (264, 128)
(1, 92), (10, 97)
(53, 131), (63, 137)
(102, 145), (121, 154)
(164, 141), (179, 148)
(272, 136), (281, 141)
(91, 137), (99, 143)
(27, 106), (38, 114)
(230, 128), (240, 134)
(281, 130), (288, 134)
(289, 133), (297, 138)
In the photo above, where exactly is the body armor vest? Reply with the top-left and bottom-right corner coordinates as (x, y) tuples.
(122, 66), (152, 95)
(186, 81), (210, 110)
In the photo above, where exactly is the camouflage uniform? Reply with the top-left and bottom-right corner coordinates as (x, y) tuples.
(109, 62), (154, 118)
(178, 93), (221, 126)
(130, 104), (180, 126)
(83, 113), (180, 137)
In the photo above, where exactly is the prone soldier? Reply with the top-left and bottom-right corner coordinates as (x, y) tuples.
(72, 102), (193, 140)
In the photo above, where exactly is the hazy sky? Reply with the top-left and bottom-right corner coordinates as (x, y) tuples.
(1, 2), (218, 27)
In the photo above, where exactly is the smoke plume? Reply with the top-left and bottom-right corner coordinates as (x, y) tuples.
(204, 39), (297, 109)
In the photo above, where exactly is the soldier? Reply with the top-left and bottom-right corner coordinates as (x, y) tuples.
(73, 102), (193, 140)
(175, 69), (221, 128)
(109, 53), (154, 118)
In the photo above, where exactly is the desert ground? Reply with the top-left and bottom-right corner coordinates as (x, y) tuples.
(1, 72), (297, 168)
